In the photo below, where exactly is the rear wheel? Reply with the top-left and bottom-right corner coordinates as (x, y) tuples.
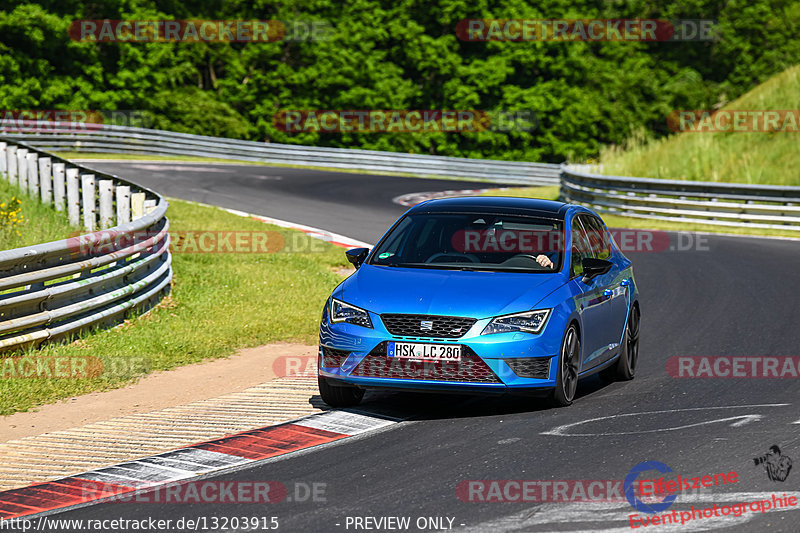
(318, 376), (364, 407)
(548, 324), (580, 407)
(602, 304), (640, 381)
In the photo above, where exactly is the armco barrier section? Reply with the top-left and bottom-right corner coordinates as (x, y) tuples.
(0, 138), (172, 353)
(3, 123), (561, 185)
(562, 165), (800, 231)
(6, 124), (799, 232)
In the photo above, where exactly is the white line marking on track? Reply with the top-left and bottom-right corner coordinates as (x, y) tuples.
(542, 404), (789, 437)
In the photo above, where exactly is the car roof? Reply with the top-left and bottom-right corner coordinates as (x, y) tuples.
(410, 196), (575, 220)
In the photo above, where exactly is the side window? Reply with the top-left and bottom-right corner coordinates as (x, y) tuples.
(372, 216), (412, 263)
(570, 217), (593, 278)
(583, 216), (612, 260)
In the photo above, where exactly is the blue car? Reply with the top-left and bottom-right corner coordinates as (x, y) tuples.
(318, 197), (640, 407)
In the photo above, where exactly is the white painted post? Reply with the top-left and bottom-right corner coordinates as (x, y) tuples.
(38, 157), (52, 204)
(0, 142), (6, 180)
(116, 185), (131, 225)
(6, 145), (17, 185)
(131, 192), (145, 220)
(26, 152), (38, 197)
(53, 163), (66, 211)
(98, 179), (114, 229)
(66, 169), (80, 226)
(17, 148), (28, 190)
(81, 174), (96, 232)
(143, 199), (157, 214)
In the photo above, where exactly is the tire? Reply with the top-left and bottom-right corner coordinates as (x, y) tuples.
(318, 376), (364, 407)
(602, 304), (640, 382)
(548, 324), (580, 407)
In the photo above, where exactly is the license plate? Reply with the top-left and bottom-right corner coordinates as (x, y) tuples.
(389, 342), (461, 361)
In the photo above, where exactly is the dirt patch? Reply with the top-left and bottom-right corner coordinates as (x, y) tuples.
(332, 266), (356, 277)
(0, 343), (317, 443)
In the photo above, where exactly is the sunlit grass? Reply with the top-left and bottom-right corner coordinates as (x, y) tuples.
(0, 198), (349, 415)
(599, 64), (800, 186)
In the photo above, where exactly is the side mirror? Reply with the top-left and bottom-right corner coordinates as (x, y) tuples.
(345, 247), (370, 269)
(581, 257), (612, 283)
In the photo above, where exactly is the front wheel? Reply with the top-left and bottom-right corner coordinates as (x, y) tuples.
(548, 324), (580, 407)
(318, 376), (364, 407)
(602, 305), (640, 382)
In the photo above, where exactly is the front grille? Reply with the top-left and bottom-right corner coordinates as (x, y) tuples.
(505, 357), (551, 379)
(380, 314), (477, 338)
(351, 343), (501, 383)
(321, 346), (349, 368)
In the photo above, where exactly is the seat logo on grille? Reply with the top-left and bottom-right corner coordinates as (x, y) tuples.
(420, 320), (434, 331)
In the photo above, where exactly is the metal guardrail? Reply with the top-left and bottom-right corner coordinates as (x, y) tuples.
(7, 124), (799, 232)
(0, 138), (172, 353)
(3, 123), (562, 185)
(562, 165), (800, 231)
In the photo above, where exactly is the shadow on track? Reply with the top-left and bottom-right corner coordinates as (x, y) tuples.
(307, 373), (616, 422)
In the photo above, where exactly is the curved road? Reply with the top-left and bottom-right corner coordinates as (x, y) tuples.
(55, 162), (800, 532)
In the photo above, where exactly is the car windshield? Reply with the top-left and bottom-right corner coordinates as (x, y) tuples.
(368, 212), (564, 272)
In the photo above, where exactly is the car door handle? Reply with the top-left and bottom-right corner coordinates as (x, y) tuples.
(620, 278), (631, 287)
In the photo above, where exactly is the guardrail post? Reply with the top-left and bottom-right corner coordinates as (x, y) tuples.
(66, 168), (80, 226)
(116, 185), (131, 224)
(26, 152), (38, 197)
(17, 148), (28, 190)
(39, 157), (52, 204)
(53, 163), (66, 211)
(98, 179), (114, 229)
(0, 142), (6, 179)
(131, 192), (145, 219)
(6, 145), (16, 185)
(81, 174), (96, 232)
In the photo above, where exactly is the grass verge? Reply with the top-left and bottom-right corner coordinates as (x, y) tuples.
(0, 198), (349, 415)
(599, 64), (800, 186)
(481, 186), (800, 239)
(0, 179), (77, 249)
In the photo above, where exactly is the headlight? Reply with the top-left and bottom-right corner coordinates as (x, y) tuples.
(481, 309), (551, 335)
(330, 298), (373, 328)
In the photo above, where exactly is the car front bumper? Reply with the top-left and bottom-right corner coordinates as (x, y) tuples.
(319, 315), (562, 394)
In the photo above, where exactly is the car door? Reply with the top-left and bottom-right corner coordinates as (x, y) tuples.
(568, 215), (623, 371)
(581, 214), (629, 362)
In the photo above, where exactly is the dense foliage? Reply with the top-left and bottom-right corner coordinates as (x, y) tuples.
(2, 0), (799, 162)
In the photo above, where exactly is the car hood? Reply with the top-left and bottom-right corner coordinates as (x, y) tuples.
(336, 264), (566, 319)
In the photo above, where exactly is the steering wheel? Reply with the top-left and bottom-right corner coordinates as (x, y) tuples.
(426, 252), (480, 264)
(501, 254), (553, 269)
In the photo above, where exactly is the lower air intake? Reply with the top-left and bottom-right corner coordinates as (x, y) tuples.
(321, 346), (350, 368)
(505, 357), (551, 379)
(351, 343), (501, 383)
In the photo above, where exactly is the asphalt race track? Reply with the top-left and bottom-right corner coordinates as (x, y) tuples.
(52, 162), (800, 532)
